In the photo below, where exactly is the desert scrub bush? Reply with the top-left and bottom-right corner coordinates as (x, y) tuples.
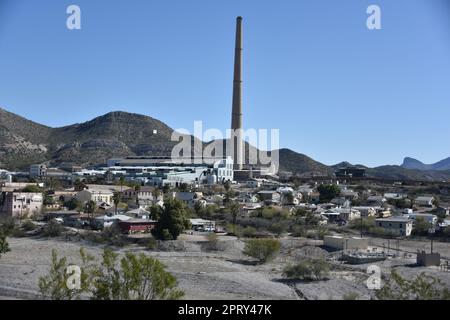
(243, 238), (281, 264)
(241, 226), (257, 238)
(38, 248), (184, 300)
(311, 226), (329, 240)
(228, 224), (256, 238)
(368, 226), (397, 238)
(283, 258), (331, 281)
(101, 226), (128, 247)
(21, 220), (37, 232)
(291, 225), (307, 237)
(377, 270), (450, 300)
(41, 220), (65, 237)
(268, 222), (288, 237)
(343, 292), (359, 300)
(0, 217), (16, 235)
(0, 231), (10, 258)
(84, 230), (107, 243)
(11, 227), (26, 238)
(205, 232), (220, 251)
(82, 227), (129, 247)
(349, 217), (375, 231)
(145, 237), (158, 250)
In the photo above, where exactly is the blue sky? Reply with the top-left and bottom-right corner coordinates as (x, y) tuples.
(0, 0), (449, 167)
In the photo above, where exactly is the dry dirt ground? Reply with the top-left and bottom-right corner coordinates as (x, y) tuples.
(1, 235), (449, 300)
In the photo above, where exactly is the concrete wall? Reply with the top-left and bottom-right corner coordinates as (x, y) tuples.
(416, 251), (440, 267)
(323, 235), (369, 250)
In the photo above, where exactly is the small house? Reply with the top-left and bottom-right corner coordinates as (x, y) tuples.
(376, 217), (413, 237)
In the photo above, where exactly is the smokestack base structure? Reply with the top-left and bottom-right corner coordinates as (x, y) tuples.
(230, 16), (244, 170)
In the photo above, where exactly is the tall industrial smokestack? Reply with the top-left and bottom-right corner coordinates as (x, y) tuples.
(231, 16), (243, 170)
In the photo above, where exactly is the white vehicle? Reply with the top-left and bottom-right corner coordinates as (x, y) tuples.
(53, 217), (64, 224)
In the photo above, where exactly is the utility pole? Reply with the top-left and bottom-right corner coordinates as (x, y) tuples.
(429, 227), (435, 253)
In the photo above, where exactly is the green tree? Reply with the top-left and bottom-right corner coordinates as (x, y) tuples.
(134, 185), (141, 205)
(38, 248), (93, 300)
(112, 192), (121, 215)
(243, 238), (281, 264)
(64, 198), (80, 211)
(284, 192), (294, 205)
(162, 185), (170, 195)
(229, 202), (240, 235)
(118, 176), (126, 192)
(43, 193), (55, 206)
(149, 204), (163, 221)
(85, 200), (97, 214)
(152, 198), (190, 240)
(317, 184), (340, 203)
(293, 208), (307, 223)
(92, 249), (184, 300)
(38, 248), (183, 300)
(91, 249), (121, 299)
(152, 188), (161, 199)
(412, 217), (431, 236)
(85, 200), (97, 227)
(74, 179), (86, 192)
(193, 201), (204, 217)
(22, 184), (42, 193)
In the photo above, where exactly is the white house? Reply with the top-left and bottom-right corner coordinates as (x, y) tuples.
(367, 195), (386, 205)
(376, 217), (413, 237)
(415, 196), (435, 207)
(404, 213), (438, 225)
(76, 189), (114, 206)
(173, 192), (203, 207)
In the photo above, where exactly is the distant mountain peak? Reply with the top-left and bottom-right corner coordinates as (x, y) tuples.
(401, 156), (450, 171)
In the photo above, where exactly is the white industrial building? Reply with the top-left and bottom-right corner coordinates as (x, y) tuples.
(105, 156), (234, 186)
